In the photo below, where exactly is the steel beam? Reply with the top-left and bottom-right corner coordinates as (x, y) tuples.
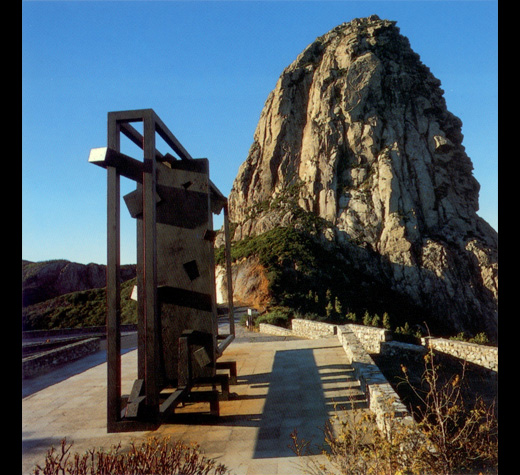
(106, 114), (121, 433)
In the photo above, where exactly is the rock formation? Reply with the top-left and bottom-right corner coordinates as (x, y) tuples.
(22, 259), (136, 307)
(225, 16), (498, 338)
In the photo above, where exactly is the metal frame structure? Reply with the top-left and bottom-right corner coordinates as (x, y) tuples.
(89, 109), (235, 432)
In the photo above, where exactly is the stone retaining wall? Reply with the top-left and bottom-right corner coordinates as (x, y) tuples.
(289, 320), (498, 373)
(22, 336), (93, 357)
(337, 326), (413, 431)
(258, 323), (294, 337)
(260, 318), (412, 431)
(345, 323), (392, 354)
(251, 316), (498, 432)
(422, 337), (498, 372)
(291, 319), (337, 339)
(22, 337), (101, 379)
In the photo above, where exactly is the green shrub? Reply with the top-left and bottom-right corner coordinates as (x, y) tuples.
(394, 321), (422, 345)
(450, 331), (491, 345)
(345, 312), (357, 323)
(255, 307), (292, 328)
(371, 313), (381, 327)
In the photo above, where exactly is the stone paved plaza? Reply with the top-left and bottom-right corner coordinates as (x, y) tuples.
(22, 321), (369, 474)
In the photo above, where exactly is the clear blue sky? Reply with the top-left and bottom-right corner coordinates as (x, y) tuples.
(22, 0), (498, 265)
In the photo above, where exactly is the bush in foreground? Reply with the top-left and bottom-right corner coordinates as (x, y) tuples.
(32, 436), (229, 475)
(291, 348), (498, 475)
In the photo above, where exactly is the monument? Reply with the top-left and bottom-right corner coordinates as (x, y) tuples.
(89, 109), (236, 432)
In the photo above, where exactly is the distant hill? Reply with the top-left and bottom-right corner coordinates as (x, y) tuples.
(22, 259), (136, 306)
(22, 259), (136, 331)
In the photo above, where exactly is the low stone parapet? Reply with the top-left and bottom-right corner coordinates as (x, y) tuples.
(422, 337), (498, 372)
(345, 323), (392, 353)
(258, 323), (294, 337)
(22, 337), (101, 379)
(337, 326), (412, 431)
(259, 318), (412, 431)
(291, 319), (337, 339)
(258, 318), (498, 432)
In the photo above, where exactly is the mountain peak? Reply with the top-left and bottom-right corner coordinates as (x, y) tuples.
(226, 18), (497, 338)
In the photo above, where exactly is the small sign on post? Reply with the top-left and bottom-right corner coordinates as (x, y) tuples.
(246, 308), (258, 330)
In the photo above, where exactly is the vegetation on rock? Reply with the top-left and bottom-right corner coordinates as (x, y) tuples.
(217, 225), (447, 336)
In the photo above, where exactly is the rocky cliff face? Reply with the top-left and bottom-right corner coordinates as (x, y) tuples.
(227, 16), (498, 338)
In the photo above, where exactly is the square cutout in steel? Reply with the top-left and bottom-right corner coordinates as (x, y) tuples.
(183, 260), (200, 281)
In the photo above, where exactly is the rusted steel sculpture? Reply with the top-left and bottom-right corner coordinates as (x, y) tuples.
(89, 109), (235, 432)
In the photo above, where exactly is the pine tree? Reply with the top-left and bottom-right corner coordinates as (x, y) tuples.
(382, 312), (391, 330)
(334, 296), (342, 315)
(325, 300), (334, 318)
(346, 312), (357, 323)
(372, 314), (381, 327)
(363, 310), (371, 326)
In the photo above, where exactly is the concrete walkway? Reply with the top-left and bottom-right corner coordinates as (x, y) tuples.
(22, 322), (368, 474)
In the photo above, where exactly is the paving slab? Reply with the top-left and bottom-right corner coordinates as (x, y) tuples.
(22, 323), (369, 474)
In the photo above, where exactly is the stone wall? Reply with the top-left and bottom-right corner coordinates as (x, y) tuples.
(337, 326), (413, 431)
(256, 317), (498, 432)
(422, 337), (498, 372)
(345, 323), (392, 354)
(260, 318), (412, 431)
(260, 319), (498, 373)
(291, 319), (337, 339)
(258, 323), (294, 337)
(22, 337), (100, 379)
(22, 336), (92, 357)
